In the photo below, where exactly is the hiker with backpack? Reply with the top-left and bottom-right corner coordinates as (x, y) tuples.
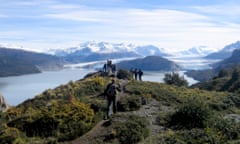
(104, 79), (121, 119)
(138, 69), (143, 81)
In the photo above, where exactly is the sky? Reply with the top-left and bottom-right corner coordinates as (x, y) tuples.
(0, 0), (240, 52)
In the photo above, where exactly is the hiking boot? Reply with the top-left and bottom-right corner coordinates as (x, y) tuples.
(104, 115), (110, 120)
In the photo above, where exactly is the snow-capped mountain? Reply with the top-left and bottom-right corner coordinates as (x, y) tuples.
(48, 41), (169, 63)
(135, 45), (169, 57)
(48, 41), (136, 56)
(177, 46), (217, 57)
(205, 41), (240, 59)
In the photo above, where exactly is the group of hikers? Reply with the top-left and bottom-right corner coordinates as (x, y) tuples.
(130, 68), (143, 81)
(101, 59), (145, 119)
(102, 59), (116, 75)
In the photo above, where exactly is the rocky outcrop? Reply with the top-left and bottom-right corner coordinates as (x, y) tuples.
(0, 94), (8, 112)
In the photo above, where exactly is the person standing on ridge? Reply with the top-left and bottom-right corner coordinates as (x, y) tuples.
(138, 69), (143, 81)
(104, 79), (121, 119)
(134, 68), (138, 80)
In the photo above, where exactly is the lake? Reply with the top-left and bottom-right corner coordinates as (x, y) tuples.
(0, 68), (94, 106)
(0, 68), (197, 106)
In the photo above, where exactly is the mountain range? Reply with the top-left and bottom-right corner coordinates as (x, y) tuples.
(205, 41), (240, 59)
(1, 40), (240, 77)
(177, 46), (217, 57)
(48, 41), (170, 63)
(48, 41), (239, 64)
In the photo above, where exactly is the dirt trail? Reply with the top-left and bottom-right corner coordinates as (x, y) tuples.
(65, 80), (170, 143)
(64, 120), (109, 144)
(68, 100), (170, 144)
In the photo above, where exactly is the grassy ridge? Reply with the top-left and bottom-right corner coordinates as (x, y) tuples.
(1, 70), (240, 143)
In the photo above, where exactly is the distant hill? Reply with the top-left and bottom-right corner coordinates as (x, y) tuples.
(186, 49), (240, 82)
(214, 49), (240, 70)
(48, 41), (169, 63)
(191, 64), (240, 93)
(116, 56), (181, 71)
(0, 47), (65, 77)
(205, 41), (240, 60)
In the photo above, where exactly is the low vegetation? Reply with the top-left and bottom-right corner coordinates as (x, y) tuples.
(1, 69), (240, 143)
(192, 65), (240, 93)
(116, 115), (149, 144)
(163, 72), (188, 87)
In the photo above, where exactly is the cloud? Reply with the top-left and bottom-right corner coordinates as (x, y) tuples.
(1, 0), (240, 52)
(45, 10), (109, 22)
(192, 5), (240, 23)
(42, 7), (240, 51)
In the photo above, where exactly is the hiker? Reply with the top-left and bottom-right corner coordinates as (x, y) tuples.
(138, 69), (143, 81)
(106, 59), (112, 74)
(134, 68), (138, 80)
(104, 79), (120, 119)
(103, 63), (107, 72)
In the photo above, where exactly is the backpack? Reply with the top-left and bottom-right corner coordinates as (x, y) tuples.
(106, 84), (117, 97)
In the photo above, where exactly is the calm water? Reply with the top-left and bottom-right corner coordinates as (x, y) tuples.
(0, 68), (94, 106)
(0, 68), (197, 106)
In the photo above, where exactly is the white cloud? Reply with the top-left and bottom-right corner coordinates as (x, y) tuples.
(1, 1), (240, 52)
(45, 10), (109, 22)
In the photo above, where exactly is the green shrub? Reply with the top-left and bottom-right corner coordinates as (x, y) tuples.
(0, 126), (23, 144)
(117, 69), (132, 80)
(24, 115), (59, 137)
(58, 121), (90, 141)
(177, 129), (218, 144)
(168, 96), (211, 129)
(157, 129), (222, 144)
(226, 94), (240, 108)
(207, 115), (240, 141)
(164, 72), (188, 87)
(117, 95), (141, 112)
(116, 115), (149, 144)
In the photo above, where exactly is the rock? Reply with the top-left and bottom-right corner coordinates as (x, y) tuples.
(225, 114), (240, 123)
(0, 94), (8, 112)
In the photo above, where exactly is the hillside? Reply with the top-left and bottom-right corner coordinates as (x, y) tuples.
(214, 49), (240, 70)
(205, 41), (240, 60)
(1, 70), (240, 143)
(192, 65), (240, 93)
(186, 49), (240, 82)
(117, 56), (181, 71)
(0, 47), (65, 77)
